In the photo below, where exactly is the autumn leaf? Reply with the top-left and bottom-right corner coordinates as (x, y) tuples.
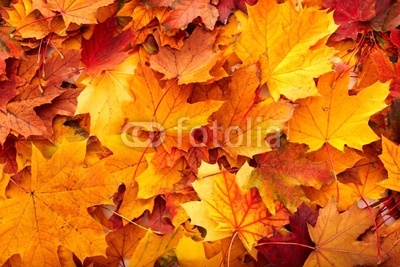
(0, 140), (118, 266)
(0, 27), (24, 75)
(135, 153), (186, 199)
(289, 71), (389, 152)
(76, 54), (137, 139)
(307, 143), (364, 175)
(323, 0), (376, 41)
(210, 65), (294, 159)
(216, 0), (257, 24)
(44, 0), (114, 28)
(182, 162), (290, 253)
(0, 85), (63, 145)
(162, 0), (218, 30)
(378, 136), (400, 191)
(129, 226), (184, 267)
(304, 199), (383, 266)
(149, 27), (223, 84)
(338, 152), (387, 201)
(0, 59), (25, 113)
(257, 203), (318, 267)
(81, 17), (134, 77)
(127, 63), (224, 153)
(248, 139), (334, 213)
(236, 0), (337, 101)
(87, 223), (148, 267)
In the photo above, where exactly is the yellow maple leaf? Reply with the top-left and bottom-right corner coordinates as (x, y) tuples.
(305, 199), (385, 266)
(45, 0), (114, 28)
(76, 54), (137, 141)
(289, 71), (389, 152)
(0, 140), (118, 266)
(181, 162), (290, 253)
(235, 0), (337, 101)
(378, 136), (400, 191)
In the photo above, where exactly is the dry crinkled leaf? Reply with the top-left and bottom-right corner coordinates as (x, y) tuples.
(304, 199), (384, 266)
(289, 71), (389, 152)
(0, 140), (118, 266)
(182, 162), (290, 253)
(236, 0), (337, 101)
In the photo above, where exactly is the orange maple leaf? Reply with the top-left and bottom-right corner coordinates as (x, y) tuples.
(210, 65), (294, 159)
(0, 85), (62, 145)
(289, 71), (389, 152)
(127, 63), (224, 153)
(305, 199), (385, 266)
(162, 0), (218, 30)
(149, 27), (223, 84)
(378, 136), (400, 191)
(44, 0), (114, 27)
(182, 162), (290, 253)
(0, 140), (118, 266)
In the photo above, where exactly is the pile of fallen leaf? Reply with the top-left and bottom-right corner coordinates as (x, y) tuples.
(1, 0), (400, 266)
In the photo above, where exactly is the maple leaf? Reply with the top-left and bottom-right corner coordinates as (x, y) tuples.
(149, 27), (222, 85)
(257, 203), (318, 267)
(76, 54), (137, 140)
(0, 59), (25, 113)
(210, 65), (294, 159)
(235, 0), (337, 101)
(377, 136), (400, 191)
(339, 152), (387, 201)
(44, 0), (114, 28)
(81, 17), (134, 77)
(289, 71), (389, 152)
(182, 162), (290, 253)
(304, 199), (384, 266)
(307, 143), (364, 175)
(162, 0), (218, 30)
(42, 49), (81, 86)
(135, 153), (186, 199)
(0, 135), (18, 174)
(129, 226), (184, 267)
(248, 140), (334, 213)
(0, 140), (118, 266)
(370, 48), (400, 98)
(323, 0), (376, 41)
(134, 196), (175, 234)
(0, 85), (63, 145)
(87, 223), (148, 267)
(127, 63), (224, 153)
(0, 27), (24, 75)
